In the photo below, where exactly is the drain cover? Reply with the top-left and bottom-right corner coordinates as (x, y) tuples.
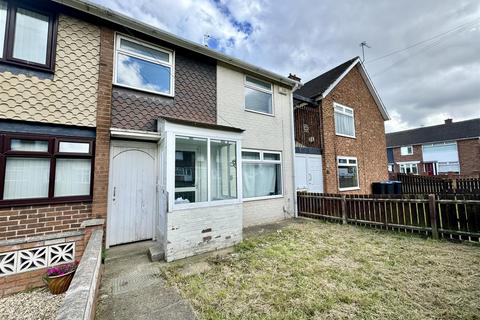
(112, 269), (163, 295)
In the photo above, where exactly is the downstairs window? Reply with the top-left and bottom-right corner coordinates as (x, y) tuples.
(242, 150), (282, 199)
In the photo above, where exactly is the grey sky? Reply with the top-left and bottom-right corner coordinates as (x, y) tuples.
(91, 0), (480, 132)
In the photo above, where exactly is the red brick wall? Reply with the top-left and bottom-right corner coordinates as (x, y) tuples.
(0, 202), (92, 241)
(321, 65), (388, 194)
(92, 26), (114, 221)
(0, 232), (88, 297)
(391, 145), (425, 174)
(458, 138), (480, 176)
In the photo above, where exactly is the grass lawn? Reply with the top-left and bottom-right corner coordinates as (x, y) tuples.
(161, 219), (480, 320)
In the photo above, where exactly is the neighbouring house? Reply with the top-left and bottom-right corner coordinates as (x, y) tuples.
(386, 118), (480, 177)
(292, 57), (390, 194)
(1, 0), (297, 295)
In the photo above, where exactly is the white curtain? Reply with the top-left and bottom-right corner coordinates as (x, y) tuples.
(335, 112), (354, 136)
(13, 8), (49, 64)
(0, 1), (6, 58)
(54, 159), (91, 197)
(4, 158), (50, 199)
(243, 163), (277, 198)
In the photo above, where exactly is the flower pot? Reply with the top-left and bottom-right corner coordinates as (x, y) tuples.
(44, 270), (75, 294)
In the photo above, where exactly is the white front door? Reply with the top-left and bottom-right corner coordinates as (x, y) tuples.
(107, 141), (157, 246)
(295, 154), (323, 193)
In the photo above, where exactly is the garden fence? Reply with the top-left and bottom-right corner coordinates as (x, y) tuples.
(297, 192), (480, 242)
(393, 173), (480, 194)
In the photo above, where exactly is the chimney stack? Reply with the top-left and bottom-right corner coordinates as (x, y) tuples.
(444, 118), (453, 125)
(288, 73), (301, 82)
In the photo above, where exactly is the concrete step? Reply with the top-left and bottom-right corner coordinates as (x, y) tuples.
(148, 245), (165, 262)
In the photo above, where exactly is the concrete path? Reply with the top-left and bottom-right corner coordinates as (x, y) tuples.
(95, 241), (197, 320)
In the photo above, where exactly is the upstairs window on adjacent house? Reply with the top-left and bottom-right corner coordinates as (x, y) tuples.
(334, 103), (355, 138)
(242, 150), (282, 199)
(114, 35), (174, 96)
(0, 1), (57, 71)
(244, 76), (273, 115)
(400, 146), (413, 155)
(337, 157), (359, 191)
(0, 135), (94, 206)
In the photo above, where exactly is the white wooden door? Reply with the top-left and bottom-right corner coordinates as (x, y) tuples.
(295, 154), (323, 193)
(107, 141), (157, 246)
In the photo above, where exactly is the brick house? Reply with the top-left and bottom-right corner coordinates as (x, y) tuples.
(386, 118), (480, 177)
(0, 0), (298, 294)
(293, 57), (390, 194)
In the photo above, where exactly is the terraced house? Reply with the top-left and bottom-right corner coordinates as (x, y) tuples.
(0, 0), (297, 295)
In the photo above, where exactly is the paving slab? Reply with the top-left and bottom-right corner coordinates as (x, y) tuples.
(96, 241), (197, 320)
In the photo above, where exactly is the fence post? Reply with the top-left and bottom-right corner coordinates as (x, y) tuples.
(428, 194), (439, 240)
(341, 195), (347, 224)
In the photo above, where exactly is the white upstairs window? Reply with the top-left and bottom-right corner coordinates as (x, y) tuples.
(244, 76), (273, 115)
(334, 103), (355, 138)
(400, 146), (413, 155)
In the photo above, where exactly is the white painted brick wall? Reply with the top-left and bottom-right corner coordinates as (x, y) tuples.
(165, 203), (243, 261)
(216, 63), (295, 227)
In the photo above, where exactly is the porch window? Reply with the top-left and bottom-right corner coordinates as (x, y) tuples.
(0, 134), (94, 206)
(399, 163), (418, 174)
(337, 156), (359, 191)
(174, 136), (238, 204)
(114, 34), (174, 96)
(0, 1), (57, 71)
(242, 150), (282, 199)
(334, 103), (355, 138)
(244, 76), (273, 115)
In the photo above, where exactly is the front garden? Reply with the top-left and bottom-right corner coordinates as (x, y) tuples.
(162, 219), (480, 320)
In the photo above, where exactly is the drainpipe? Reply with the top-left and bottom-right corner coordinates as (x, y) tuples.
(290, 82), (301, 218)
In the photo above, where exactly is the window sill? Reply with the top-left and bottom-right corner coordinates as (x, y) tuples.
(172, 199), (241, 211)
(243, 195), (284, 202)
(244, 108), (275, 117)
(335, 133), (356, 139)
(338, 187), (360, 192)
(0, 196), (92, 208)
(113, 83), (174, 98)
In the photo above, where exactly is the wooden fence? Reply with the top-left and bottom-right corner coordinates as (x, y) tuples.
(298, 192), (480, 242)
(393, 173), (480, 194)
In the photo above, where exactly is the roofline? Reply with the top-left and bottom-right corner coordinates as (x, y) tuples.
(386, 136), (480, 148)
(386, 117), (480, 136)
(52, 0), (298, 88)
(314, 57), (390, 121)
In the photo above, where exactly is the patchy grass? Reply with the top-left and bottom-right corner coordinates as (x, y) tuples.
(161, 220), (480, 320)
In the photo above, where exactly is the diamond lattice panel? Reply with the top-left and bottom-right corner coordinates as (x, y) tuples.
(48, 242), (75, 266)
(17, 247), (47, 272)
(0, 252), (17, 276)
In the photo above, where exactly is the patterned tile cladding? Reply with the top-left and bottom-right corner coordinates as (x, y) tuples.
(112, 50), (217, 131)
(0, 15), (100, 127)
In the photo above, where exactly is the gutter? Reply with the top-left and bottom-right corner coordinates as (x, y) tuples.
(52, 0), (297, 88)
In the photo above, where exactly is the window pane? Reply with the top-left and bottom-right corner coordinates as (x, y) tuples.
(245, 87), (272, 114)
(13, 8), (49, 64)
(59, 142), (90, 154)
(11, 139), (48, 152)
(246, 76), (271, 91)
(116, 52), (171, 94)
(54, 159), (91, 197)
(264, 153), (280, 161)
(175, 136), (207, 204)
(242, 163), (281, 198)
(338, 164), (358, 189)
(242, 151), (260, 160)
(211, 140), (237, 201)
(334, 111), (354, 137)
(0, 1), (6, 58)
(438, 161), (460, 173)
(120, 38), (169, 63)
(4, 158), (50, 199)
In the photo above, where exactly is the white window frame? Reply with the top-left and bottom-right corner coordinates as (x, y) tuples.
(400, 145), (413, 156)
(241, 148), (283, 201)
(398, 161), (419, 175)
(244, 75), (274, 116)
(164, 122), (242, 211)
(337, 156), (360, 191)
(113, 33), (175, 97)
(333, 103), (355, 138)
